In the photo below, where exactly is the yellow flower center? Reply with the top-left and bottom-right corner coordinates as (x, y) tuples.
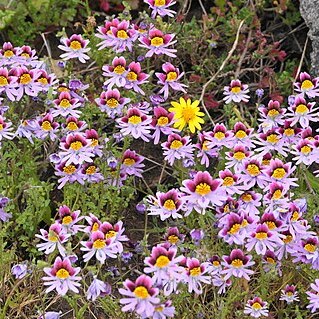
(0, 124), (3, 131)
(67, 122), (78, 130)
(305, 243), (316, 253)
(213, 261), (220, 267)
(247, 164), (260, 176)
(231, 259), (243, 267)
(117, 30), (128, 39)
(58, 86), (70, 92)
(91, 139), (98, 147)
(20, 73), (32, 85)
(242, 219), (248, 227)
(202, 140), (209, 151)
(62, 216), (73, 225)
(224, 204), (230, 213)
(93, 239), (106, 249)
(190, 267), (201, 276)
(155, 0), (166, 5)
(70, 141), (83, 151)
(301, 79), (314, 90)
(168, 235), (179, 244)
(167, 71), (177, 81)
(291, 211), (299, 222)
(38, 77), (48, 85)
(287, 291), (293, 296)
(195, 182), (211, 196)
(214, 131), (225, 140)
(70, 40), (82, 50)
(106, 98), (119, 108)
(60, 98), (71, 108)
(155, 306), (164, 312)
(266, 257), (275, 264)
(0, 76), (8, 86)
(223, 176), (234, 187)
(283, 235), (293, 244)
(21, 53), (30, 58)
(301, 145), (311, 154)
(295, 104), (308, 114)
(272, 168), (286, 179)
(170, 140), (183, 149)
(267, 109), (279, 117)
(233, 151), (246, 160)
(155, 255), (170, 268)
(241, 193), (252, 202)
(123, 158), (135, 166)
(262, 159), (270, 166)
(228, 223), (241, 235)
(266, 134), (279, 144)
(134, 286), (149, 299)
(252, 302), (262, 310)
(41, 120), (52, 131)
(105, 230), (116, 239)
(126, 71), (138, 81)
(163, 199), (176, 210)
(272, 189), (282, 200)
(231, 86), (241, 94)
(128, 115), (142, 124)
(265, 221), (276, 230)
(114, 65), (125, 74)
(255, 232), (268, 240)
(48, 234), (58, 242)
(86, 165), (96, 175)
(157, 116), (169, 126)
(63, 165), (77, 174)
(4, 50), (14, 57)
(284, 128), (294, 136)
(56, 268), (70, 279)
(151, 36), (164, 46)
(92, 222), (99, 232)
(235, 130), (247, 139)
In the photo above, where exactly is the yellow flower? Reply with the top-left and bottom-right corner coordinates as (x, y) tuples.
(168, 97), (205, 133)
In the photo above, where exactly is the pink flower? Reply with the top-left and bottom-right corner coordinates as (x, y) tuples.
(119, 274), (160, 317)
(42, 256), (81, 296)
(58, 34), (90, 63)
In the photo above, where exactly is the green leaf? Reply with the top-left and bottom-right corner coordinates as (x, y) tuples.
(0, 9), (15, 29)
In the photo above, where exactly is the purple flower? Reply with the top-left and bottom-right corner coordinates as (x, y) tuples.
(11, 263), (28, 279)
(121, 252), (133, 263)
(0, 196), (11, 222)
(38, 311), (61, 319)
(307, 279), (319, 313)
(87, 277), (111, 301)
(190, 229), (205, 245)
(255, 88), (264, 97)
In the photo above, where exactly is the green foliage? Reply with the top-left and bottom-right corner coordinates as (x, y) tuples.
(1, 0), (81, 45)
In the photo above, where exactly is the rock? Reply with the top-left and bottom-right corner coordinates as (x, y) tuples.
(300, 0), (319, 76)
